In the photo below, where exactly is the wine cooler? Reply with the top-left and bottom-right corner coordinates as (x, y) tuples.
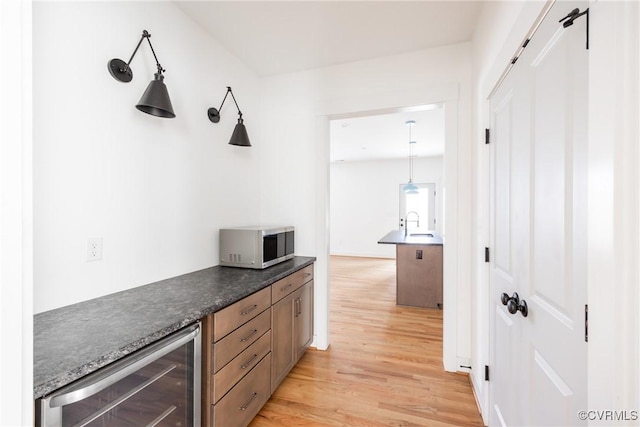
(38, 322), (201, 427)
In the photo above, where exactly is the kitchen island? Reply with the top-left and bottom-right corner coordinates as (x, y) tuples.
(378, 230), (443, 308)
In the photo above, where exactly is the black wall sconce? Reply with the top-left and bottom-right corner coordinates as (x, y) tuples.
(108, 30), (175, 118)
(207, 87), (251, 147)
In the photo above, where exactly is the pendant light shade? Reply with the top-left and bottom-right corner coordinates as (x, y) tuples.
(403, 120), (418, 193)
(136, 73), (175, 118)
(108, 30), (175, 119)
(208, 87), (252, 147)
(403, 181), (419, 193)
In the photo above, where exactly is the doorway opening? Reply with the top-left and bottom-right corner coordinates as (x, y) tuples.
(313, 86), (461, 372)
(326, 103), (447, 356)
(328, 106), (444, 259)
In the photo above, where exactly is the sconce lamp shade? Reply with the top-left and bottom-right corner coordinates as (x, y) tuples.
(136, 73), (175, 118)
(229, 118), (251, 146)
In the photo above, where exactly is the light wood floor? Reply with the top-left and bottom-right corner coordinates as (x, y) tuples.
(250, 256), (484, 427)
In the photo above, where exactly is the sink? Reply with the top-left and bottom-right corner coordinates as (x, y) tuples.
(410, 233), (434, 237)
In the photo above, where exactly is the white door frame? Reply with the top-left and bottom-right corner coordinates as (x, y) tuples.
(314, 83), (463, 371)
(0, 0), (33, 424)
(586, 0), (640, 413)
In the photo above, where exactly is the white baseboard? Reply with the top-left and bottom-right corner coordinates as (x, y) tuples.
(329, 251), (395, 259)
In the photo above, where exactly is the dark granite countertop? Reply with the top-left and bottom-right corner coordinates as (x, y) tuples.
(378, 230), (444, 245)
(33, 256), (315, 399)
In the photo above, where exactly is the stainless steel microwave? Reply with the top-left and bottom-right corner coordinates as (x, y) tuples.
(219, 226), (294, 269)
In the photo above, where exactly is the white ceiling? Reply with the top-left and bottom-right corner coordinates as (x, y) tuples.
(175, 0), (483, 161)
(330, 106), (445, 162)
(175, 1), (483, 77)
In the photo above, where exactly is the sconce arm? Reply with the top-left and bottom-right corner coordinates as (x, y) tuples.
(115, 30), (165, 80)
(209, 87), (243, 123)
(216, 87), (232, 113)
(227, 87), (243, 118)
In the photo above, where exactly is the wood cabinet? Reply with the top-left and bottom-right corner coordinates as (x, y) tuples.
(214, 287), (272, 340)
(295, 281), (313, 360)
(201, 263), (314, 427)
(202, 286), (272, 427)
(396, 244), (443, 308)
(212, 354), (271, 427)
(271, 265), (314, 392)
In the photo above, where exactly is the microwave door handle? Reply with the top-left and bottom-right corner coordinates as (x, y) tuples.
(47, 323), (200, 408)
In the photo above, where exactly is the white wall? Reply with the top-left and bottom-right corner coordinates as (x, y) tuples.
(330, 156), (443, 258)
(258, 42), (473, 367)
(33, 1), (261, 313)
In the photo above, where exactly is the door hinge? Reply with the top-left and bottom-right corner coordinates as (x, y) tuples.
(485, 365), (490, 381)
(485, 247), (490, 263)
(585, 304), (588, 342)
(485, 128), (490, 144)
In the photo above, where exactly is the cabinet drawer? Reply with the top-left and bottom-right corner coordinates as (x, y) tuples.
(214, 286), (271, 341)
(212, 354), (271, 427)
(271, 264), (314, 304)
(212, 331), (271, 404)
(213, 308), (271, 373)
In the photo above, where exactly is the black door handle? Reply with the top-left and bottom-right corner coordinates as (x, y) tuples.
(500, 292), (528, 317)
(500, 292), (511, 306)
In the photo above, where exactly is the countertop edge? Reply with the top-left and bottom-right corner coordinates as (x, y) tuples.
(33, 256), (316, 399)
(377, 230), (444, 245)
(32, 316), (202, 399)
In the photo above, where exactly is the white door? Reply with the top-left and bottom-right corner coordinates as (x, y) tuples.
(489, 2), (588, 426)
(399, 183), (436, 232)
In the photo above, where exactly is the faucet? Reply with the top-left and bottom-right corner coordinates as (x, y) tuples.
(404, 211), (420, 237)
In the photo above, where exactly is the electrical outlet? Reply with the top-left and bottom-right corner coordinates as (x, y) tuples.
(86, 237), (103, 262)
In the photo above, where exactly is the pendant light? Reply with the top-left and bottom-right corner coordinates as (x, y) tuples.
(108, 30), (175, 118)
(402, 120), (419, 194)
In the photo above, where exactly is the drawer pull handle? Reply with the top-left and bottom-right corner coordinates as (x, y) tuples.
(241, 354), (259, 369)
(240, 329), (258, 342)
(239, 392), (258, 411)
(295, 298), (301, 317)
(281, 283), (293, 292)
(303, 273), (311, 278)
(240, 304), (258, 316)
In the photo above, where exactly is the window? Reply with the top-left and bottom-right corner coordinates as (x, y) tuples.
(399, 183), (436, 231)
